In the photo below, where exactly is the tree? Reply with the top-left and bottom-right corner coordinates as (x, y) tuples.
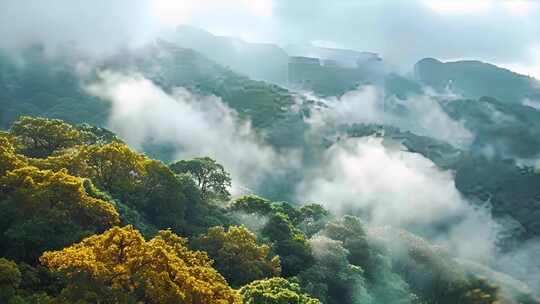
(10, 116), (83, 158)
(298, 236), (372, 304)
(72, 142), (146, 200)
(0, 166), (120, 262)
(0, 258), (22, 303)
(231, 195), (315, 277)
(40, 226), (242, 304)
(262, 214), (314, 277)
(170, 157), (231, 201)
(194, 226), (280, 287)
(230, 195), (274, 216)
(75, 123), (122, 146)
(323, 216), (369, 267)
(0, 135), (26, 176)
(298, 204), (331, 237)
(59, 142), (193, 232)
(239, 277), (321, 304)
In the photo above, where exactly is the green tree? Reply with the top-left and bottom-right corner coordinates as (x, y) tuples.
(9, 116), (83, 158)
(51, 142), (195, 233)
(230, 195), (274, 216)
(298, 236), (372, 304)
(194, 226), (280, 287)
(323, 216), (369, 267)
(0, 258), (22, 303)
(298, 204), (331, 237)
(231, 195), (315, 277)
(262, 214), (313, 277)
(170, 157), (231, 201)
(240, 277), (321, 304)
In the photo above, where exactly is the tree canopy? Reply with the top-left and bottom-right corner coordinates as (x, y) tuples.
(40, 225), (242, 304)
(10, 116), (83, 158)
(194, 226), (280, 287)
(170, 157), (231, 201)
(0, 165), (119, 263)
(239, 277), (321, 304)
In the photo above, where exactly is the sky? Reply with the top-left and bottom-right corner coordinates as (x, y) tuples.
(0, 0), (539, 77)
(152, 0), (540, 77)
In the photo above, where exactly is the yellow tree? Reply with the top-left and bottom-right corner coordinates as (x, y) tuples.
(0, 166), (120, 262)
(195, 226), (281, 287)
(0, 135), (26, 176)
(30, 141), (198, 233)
(73, 142), (146, 200)
(40, 226), (243, 304)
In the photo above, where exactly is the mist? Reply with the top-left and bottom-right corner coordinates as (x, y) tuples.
(0, 0), (161, 55)
(2, 1), (539, 78)
(296, 137), (498, 261)
(85, 71), (299, 194)
(306, 85), (473, 148)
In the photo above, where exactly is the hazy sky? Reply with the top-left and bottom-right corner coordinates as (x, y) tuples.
(1, 0), (539, 77)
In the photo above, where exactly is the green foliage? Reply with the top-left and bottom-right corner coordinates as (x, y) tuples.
(368, 227), (511, 304)
(10, 116), (83, 158)
(298, 236), (371, 304)
(0, 258), (22, 303)
(414, 58), (539, 104)
(297, 204), (331, 237)
(50, 141), (196, 233)
(240, 277), (321, 304)
(323, 216), (369, 267)
(263, 214), (314, 277)
(231, 195), (275, 215)
(169, 156), (231, 201)
(194, 226), (280, 287)
(231, 196), (315, 277)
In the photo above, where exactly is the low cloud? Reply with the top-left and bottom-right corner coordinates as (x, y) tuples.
(296, 137), (498, 262)
(0, 0), (158, 55)
(306, 85), (473, 148)
(86, 71), (298, 194)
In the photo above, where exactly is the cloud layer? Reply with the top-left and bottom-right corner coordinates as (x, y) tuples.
(296, 136), (498, 262)
(306, 86), (473, 148)
(86, 71), (298, 194)
(2, 0), (538, 76)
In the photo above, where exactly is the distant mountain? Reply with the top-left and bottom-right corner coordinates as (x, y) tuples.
(344, 123), (540, 244)
(442, 96), (540, 160)
(0, 41), (299, 133)
(414, 58), (540, 103)
(284, 44), (383, 69)
(162, 26), (290, 85)
(107, 40), (298, 131)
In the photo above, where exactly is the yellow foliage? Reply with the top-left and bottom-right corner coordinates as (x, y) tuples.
(41, 226), (243, 304)
(1, 166), (120, 229)
(0, 135), (27, 176)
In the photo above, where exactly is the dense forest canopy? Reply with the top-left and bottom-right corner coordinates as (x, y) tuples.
(2, 1), (540, 303)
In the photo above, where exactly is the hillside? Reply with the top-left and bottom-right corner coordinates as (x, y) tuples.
(1, 116), (538, 303)
(414, 58), (540, 103)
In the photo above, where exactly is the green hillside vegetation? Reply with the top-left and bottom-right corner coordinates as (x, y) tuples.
(414, 58), (540, 103)
(0, 116), (538, 303)
(344, 123), (540, 242)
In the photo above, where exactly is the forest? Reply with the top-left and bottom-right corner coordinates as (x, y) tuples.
(2, 1), (540, 303)
(0, 116), (538, 303)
